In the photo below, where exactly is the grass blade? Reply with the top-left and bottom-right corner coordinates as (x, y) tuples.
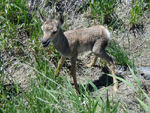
(108, 74), (137, 92)
(136, 97), (150, 112)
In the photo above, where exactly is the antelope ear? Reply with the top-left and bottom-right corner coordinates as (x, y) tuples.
(38, 9), (47, 22)
(59, 13), (64, 25)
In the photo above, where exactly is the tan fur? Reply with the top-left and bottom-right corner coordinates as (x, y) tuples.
(40, 13), (118, 93)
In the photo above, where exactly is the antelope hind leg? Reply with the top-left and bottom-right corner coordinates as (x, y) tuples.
(97, 51), (118, 92)
(93, 47), (118, 92)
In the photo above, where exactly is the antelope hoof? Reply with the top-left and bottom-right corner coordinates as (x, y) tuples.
(113, 85), (118, 92)
(87, 63), (93, 67)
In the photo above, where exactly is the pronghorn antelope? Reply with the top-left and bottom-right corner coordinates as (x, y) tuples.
(39, 12), (118, 93)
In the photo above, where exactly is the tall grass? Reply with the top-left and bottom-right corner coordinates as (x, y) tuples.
(0, 0), (41, 51)
(107, 39), (134, 67)
(0, 53), (120, 113)
(144, 0), (150, 9)
(88, 0), (118, 24)
(108, 67), (150, 113)
(129, 0), (146, 26)
(1, 56), (150, 112)
(0, 0), (150, 113)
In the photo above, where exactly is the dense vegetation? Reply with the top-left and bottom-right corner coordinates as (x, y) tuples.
(0, 0), (150, 112)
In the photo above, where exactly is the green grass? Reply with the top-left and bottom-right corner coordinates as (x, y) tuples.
(0, 0), (41, 51)
(108, 67), (150, 113)
(0, 53), (120, 113)
(0, 0), (150, 113)
(1, 56), (150, 112)
(144, 0), (150, 9)
(107, 39), (134, 67)
(88, 0), (118, 24)
(129, 0), (147, 26)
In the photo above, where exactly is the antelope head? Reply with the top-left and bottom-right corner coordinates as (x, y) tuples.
(39, 11), (64, 47)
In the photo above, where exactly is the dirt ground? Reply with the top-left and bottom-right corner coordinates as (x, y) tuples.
(1, 0), (150, 112)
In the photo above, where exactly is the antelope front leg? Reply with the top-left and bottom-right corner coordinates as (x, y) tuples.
(55, 56), (66, 77)
(71, 56), (79, 93)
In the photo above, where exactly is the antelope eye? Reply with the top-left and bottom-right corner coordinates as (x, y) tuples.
(47, 27), (51, 30)
(53, 31), (57, 34)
